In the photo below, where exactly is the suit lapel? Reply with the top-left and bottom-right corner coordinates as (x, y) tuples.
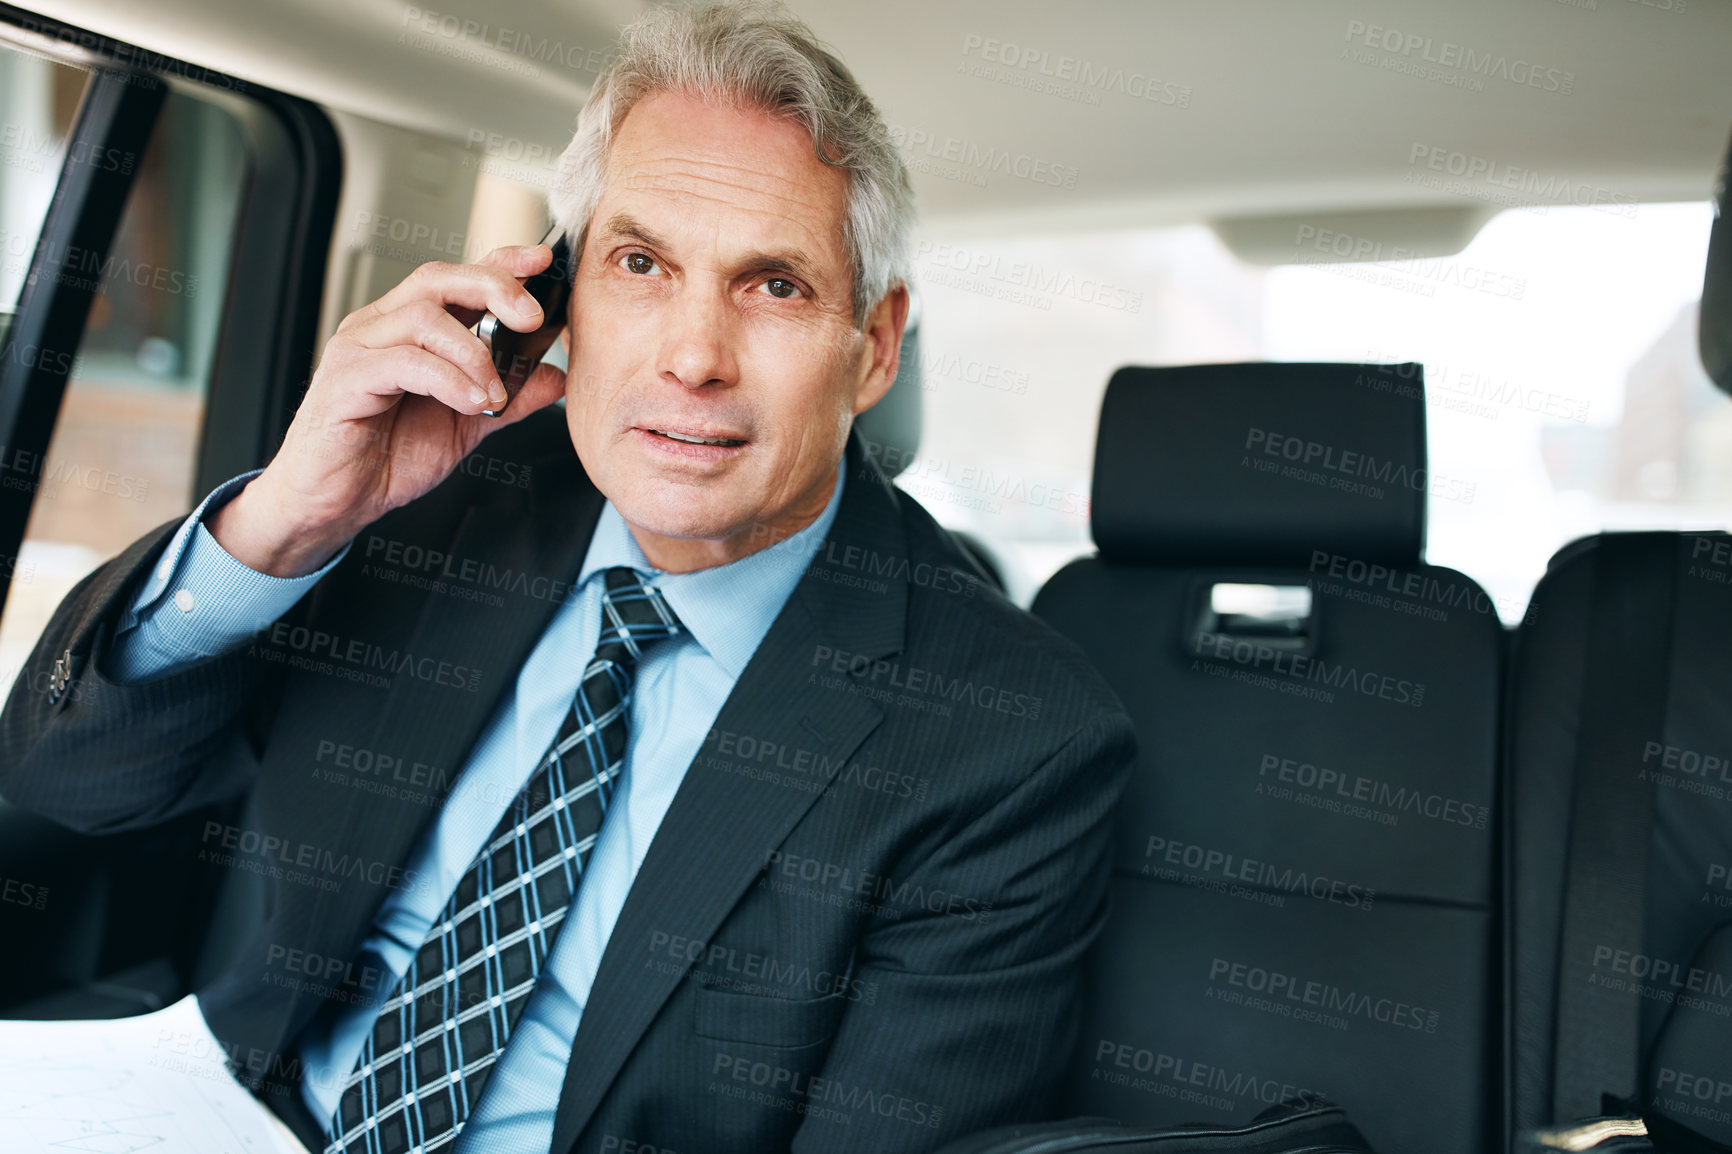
(549, 434), (910, 1151)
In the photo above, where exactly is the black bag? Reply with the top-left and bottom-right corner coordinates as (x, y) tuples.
(930, 1099), (1377, 1153)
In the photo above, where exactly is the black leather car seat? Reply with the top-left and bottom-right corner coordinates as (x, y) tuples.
(1033, 362), (1505, 1154)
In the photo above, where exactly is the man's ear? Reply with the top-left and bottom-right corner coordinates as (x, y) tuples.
(559, 235), (584, 358)
(852, 284), (910, 417)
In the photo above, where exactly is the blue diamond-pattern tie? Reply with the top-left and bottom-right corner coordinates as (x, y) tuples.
(323, 567), (681, 1154)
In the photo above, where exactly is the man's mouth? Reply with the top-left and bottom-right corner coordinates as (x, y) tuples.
(646, 428), (747, 447)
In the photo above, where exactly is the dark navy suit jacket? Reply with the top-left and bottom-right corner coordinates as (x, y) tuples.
(0, 411), (1136, 1153)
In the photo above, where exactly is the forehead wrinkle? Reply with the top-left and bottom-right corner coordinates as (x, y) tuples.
(618, 154), (839, 228)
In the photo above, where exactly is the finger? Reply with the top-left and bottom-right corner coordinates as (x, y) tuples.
(468, 361), (567, 433)
(343, 299), (507, 402)
(368, 258), (546, 333)
(336, 246), (552, 335)
(476, 242), (554, 275)
(330, 344), (503, 419)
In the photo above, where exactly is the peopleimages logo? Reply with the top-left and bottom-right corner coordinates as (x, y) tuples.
(762, 850), (994, 922)
(250, 620), (483, 693)
(710, 1053), (945, 1128)
(1244, 426), (1478, 506)
(0, 874), (48, 911)
(1143, 835), (1377, 910)
(1589, 945), (1732, 1003)
(1308, 550), (1502, 618)
(399, 7), (615, 75)
(7, 227), (197, 300)
(1091, 1039), (1323, 1111)
(198, 821), (434, 899)
(887, 124), (1079, 190)
(812, 645), (1043, 721)
(1195, 632), (1425, 708)
(11, 18), (247, 92)
(920, 348), (1031, 396)
(1257, 752), (1489, 830)
(646, 932), (879, 1004)
(1356, 356), (1589, 425)
(1290, 226), (1526, 301)
(912, 240), (1143, 313)
(1705, 864), (1732, 909)
(1341, 21), (1575, 95)
(958, 34), (1192, 108)
(1207, 957), (1441, 1034)
(1653, 1068), (1732, 1110)
(1406, 143), (1637, 218)
(351, 210), (468, 260)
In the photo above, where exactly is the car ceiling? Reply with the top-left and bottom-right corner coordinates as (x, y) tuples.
(16, 0), (1732, 243)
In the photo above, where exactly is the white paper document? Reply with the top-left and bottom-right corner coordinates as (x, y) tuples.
(0, 994), (311, 1154)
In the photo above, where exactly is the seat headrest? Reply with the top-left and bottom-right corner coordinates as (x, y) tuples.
(1091, 362), (1428, 567)
(1700, 127), (1732, 394)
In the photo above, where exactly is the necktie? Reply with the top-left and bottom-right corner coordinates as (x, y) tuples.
(323, 566), (681, 1154)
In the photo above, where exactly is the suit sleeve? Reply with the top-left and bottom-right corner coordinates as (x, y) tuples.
(0, 476), (342, 834)
(789, 706), (1137, 1153)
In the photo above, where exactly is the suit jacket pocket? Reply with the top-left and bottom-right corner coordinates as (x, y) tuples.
(692, 984), (849, 1050)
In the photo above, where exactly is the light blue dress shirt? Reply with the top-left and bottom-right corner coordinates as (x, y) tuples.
(111, 457), (846, 1150)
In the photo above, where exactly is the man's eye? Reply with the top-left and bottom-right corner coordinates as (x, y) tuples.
(760, 277), (800, 299)
(622, 253), (660, 275)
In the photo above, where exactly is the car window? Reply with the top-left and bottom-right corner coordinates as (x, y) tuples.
(909, 202), (1711, 618)
(1264, 202), (1711, 621)
(0, 64), (246, 682)
(0, 47), (86, 342)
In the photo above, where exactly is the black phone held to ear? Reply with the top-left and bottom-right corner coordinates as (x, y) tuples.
(475, 229), (572, 418)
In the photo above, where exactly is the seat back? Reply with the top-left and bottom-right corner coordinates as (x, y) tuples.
(1506, 533), (1732, 1152)
(1034, 363), (1504, 1154)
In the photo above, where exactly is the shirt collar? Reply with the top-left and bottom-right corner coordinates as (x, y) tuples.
(578, 455), (847, 680)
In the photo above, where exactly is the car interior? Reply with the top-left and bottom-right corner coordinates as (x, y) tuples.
(0, 2), (1729, 1152)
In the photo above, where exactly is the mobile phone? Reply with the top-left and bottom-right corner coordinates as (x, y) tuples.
(475, 226), (572, 417)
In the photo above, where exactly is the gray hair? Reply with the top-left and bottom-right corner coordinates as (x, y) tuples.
(547, 1), (913, 327)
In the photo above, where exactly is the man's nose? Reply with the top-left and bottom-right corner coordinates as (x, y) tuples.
(658, 282), (739, 390)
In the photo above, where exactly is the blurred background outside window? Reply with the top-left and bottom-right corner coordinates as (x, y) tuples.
(0, 45), (245, 678)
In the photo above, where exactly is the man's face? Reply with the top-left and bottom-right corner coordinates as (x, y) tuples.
(562, 90), (907, 572)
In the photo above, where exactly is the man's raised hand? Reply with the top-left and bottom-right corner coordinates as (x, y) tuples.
(208, 243), (569, 577)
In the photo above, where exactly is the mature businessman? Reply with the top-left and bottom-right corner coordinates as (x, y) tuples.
(0, 4), (1135, 1152)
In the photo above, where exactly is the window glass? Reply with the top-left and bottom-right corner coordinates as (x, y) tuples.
(0, 72), (247, 681)
(1263, 203), (1712, 621)
(0, 47), (86, 343)
(908, 225), (1263, 604)
(910, 203), (1714, 620)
